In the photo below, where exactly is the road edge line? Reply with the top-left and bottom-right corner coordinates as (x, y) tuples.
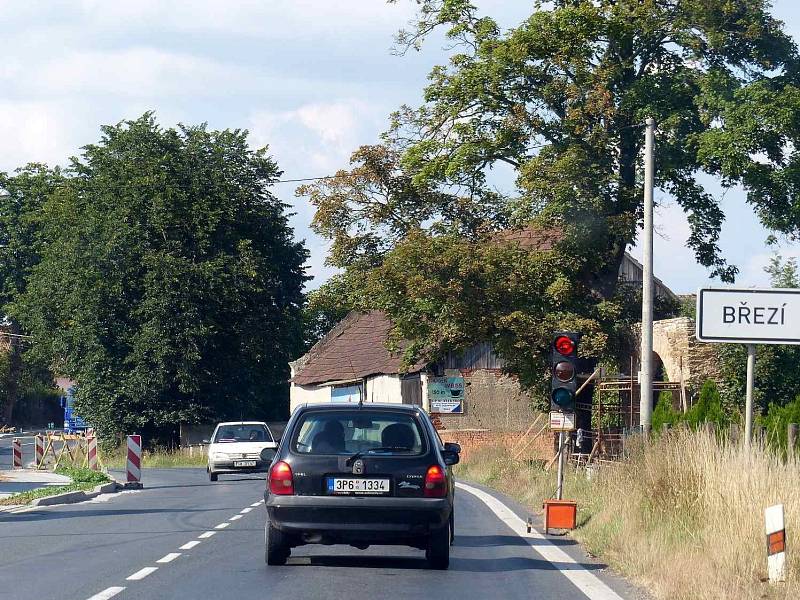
(456, 481), (624, 600)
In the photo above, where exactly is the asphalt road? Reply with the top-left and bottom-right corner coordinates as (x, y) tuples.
(0, 468), (638, 600)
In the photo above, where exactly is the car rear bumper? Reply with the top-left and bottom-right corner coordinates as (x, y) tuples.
(209, 460), (269, 473)
(265, 494), (451, 541)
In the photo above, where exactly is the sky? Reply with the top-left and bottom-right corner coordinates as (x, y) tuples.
(1, 0), (799, 294)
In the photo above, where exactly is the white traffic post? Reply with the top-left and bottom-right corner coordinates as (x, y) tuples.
(12, 438), (22, 469)
(126, 435), (142, 485)
(765, 504), (786, 583)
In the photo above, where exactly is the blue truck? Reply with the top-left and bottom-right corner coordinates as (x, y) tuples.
(60, 388), (87, 433)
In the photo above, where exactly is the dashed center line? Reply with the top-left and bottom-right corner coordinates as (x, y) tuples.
(157, 553), (181, 564)
(126, 567), (158, 581)
(86, 587), (125, 600)
(85, 500), (261, 599)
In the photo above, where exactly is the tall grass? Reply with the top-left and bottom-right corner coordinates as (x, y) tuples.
(457, 429), (800, 599)
(103, 445), (209, 469)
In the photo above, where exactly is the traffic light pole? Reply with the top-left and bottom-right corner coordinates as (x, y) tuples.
(639, 117), (656, 434)
(556, 431), (565, 500)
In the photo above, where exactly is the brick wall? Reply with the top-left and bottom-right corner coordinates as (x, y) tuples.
(439, 427), (554, 462)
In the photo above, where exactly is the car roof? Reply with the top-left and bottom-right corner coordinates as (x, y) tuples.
(297, 403), (420, 413)
(215, 421), (269, 426)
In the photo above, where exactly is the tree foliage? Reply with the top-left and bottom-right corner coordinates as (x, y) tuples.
(16, 114), (308, 440)
(387, 0), (800, 287)
(0, 164), (63, 423)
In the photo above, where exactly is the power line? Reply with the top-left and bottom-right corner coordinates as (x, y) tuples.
(275, 124), (647, 184)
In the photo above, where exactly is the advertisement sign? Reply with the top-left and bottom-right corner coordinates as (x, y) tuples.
(696, 288), (800, 344)
(428, 376), (465, 413)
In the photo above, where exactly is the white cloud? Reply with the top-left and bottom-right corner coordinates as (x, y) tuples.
(0, 101), (74, 169)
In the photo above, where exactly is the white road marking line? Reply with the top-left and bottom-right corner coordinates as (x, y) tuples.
(456, 482), (624, 600)
(86, 587), (125, 600)
(214, 522), (230, 529)
(180, 540), (201, 550)
(157, 552), (181, 564)
(230, 514), (243, 521)
(199, 531), (216, 539)
(251, 501), (262, 507)
(126, 567), (158, 581)
(240, 507), (253, 514)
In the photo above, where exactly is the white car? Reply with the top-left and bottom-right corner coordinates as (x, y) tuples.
(206, 421), (278, 481)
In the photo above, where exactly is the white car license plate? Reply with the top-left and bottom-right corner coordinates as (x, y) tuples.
(328, 478), (390, 495)
(234, 460), (256, 467)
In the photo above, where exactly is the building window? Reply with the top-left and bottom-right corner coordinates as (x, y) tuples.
(331, 384), (361, 403)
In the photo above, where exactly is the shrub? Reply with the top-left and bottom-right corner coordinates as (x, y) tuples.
(652, 391), (681, 432)
(686, 379), (726, 429)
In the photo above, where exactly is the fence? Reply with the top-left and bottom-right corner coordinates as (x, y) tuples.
(35, 431), (102, 471)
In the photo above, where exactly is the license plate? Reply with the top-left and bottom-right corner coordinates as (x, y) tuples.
(234, 460), (256, 467)
(327, 478), (390, 495)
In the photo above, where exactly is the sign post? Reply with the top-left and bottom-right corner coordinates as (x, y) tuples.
(697, 288), (800, 446)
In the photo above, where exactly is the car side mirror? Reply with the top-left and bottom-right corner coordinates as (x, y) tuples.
(260, 448), (277, 462)
(442, 450), (460, 466)
(444, 442), (461, 454)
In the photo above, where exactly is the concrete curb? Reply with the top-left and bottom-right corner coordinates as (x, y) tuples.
(30, 481), (120, 507)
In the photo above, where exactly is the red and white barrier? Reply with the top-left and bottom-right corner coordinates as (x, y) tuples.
(126, 434), (142, 483)
(35, 434), (44, 468)
(12, 438), (22, 469)
(87, 436), (98, 471)
(765, 504), (786, 583)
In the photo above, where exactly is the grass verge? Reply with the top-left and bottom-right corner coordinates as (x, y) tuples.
(103, 446), (208, 469)
(0, 467), (110, 506)
(456, 429), (799, 599)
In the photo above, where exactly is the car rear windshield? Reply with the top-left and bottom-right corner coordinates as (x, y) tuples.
(292, 411), (427, 456)
(213, 424), (272, 443)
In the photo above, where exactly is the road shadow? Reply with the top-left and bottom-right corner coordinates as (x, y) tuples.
(0, 506), (233, 524)
(286, 553), (605, 573)
(454, 534), (578, 549)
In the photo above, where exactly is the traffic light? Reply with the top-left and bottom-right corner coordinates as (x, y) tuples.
(550, 332), (581, 413)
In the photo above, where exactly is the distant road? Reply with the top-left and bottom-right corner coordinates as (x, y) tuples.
(0, 469), (637, 600)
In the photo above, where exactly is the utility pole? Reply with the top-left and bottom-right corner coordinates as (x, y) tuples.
(639, 117), (656, 434)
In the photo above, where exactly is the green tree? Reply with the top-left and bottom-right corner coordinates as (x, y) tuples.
(760, 395), (800, 456)
(686, 379), (726, 428)
(0, 165), (63, 424)
(652, 391), (681, 433)
(303, 0), (796, 381)
(385, 0), (800, 291)
(17, 114), (308, 441)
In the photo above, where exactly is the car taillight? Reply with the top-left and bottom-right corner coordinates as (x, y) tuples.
(424, 465), (447, 498)
(269, 461), (294, 495)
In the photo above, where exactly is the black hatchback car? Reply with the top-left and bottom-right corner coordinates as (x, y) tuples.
(263, 403), (460, 569)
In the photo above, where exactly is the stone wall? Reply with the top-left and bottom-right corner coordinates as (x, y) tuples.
(635, 317), (721, 390)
